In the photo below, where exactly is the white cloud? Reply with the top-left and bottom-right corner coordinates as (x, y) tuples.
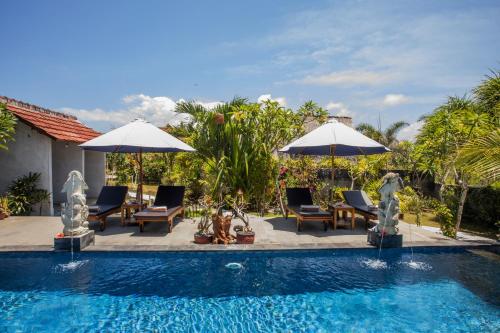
(397, 121), (423, 142)
(326, 101), (353, 117)
(61, 94), (221, 129)
(257, 94), (287, 106)
(300, 70), (395, 86)
(383, 94), (410, 106)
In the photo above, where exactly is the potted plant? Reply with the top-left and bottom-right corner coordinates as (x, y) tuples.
(0, 196), (10, 220)
(232, 190), (255, 244)
(193, 196), (214, 244)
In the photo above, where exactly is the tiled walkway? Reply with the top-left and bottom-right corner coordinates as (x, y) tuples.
(0, 214), (495, 251)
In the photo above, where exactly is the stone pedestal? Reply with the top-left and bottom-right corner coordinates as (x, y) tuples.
(54, 230), (95, 251)
(367, 230), (403, 248)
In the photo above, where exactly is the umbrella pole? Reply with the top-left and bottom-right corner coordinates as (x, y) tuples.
(330, 145), (336, 203)
(138, 149), (143, 209)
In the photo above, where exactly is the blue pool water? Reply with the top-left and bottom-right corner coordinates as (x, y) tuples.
(0, 247), (498, 332)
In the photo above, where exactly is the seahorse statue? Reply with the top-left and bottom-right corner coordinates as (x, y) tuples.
(61, 170), (89, 236)
(372, 172), (404, 236)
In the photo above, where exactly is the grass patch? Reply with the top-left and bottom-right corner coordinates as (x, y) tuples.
(403, 212), (441, 228)
(404, 212), (498, 240)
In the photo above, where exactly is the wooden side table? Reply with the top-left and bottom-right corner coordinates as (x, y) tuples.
(121, 202), (147, 226)
(329, 203), (356, 230)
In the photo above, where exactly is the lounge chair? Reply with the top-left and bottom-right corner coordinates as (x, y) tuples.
(88, 186), (128, 231)
(134, 185), (185, 232)
(342, 190), (378, 229)
(285, 188), (333, 232)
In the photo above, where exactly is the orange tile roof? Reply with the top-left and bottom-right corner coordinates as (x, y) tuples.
(1, 96), (100, 143)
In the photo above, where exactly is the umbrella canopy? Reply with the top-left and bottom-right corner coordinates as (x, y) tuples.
(80, 118), (195, 206)
(279, 119), (389, 156)
(279, 119), (389, 202)
(80, 118), (195, 153)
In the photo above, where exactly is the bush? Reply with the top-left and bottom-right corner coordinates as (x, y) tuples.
(399, 186), (425, 226)
(7, 173), (50, 216)
(428, 199), (455, 237)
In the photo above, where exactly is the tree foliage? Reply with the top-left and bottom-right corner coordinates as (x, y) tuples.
(0, 103), (16, 150)
(356, 121), (408, 148)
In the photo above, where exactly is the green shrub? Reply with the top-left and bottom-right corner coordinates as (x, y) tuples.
(399, 186), (425, 226)
(428, 199), (455, 237)
(7, 173), (50, 216)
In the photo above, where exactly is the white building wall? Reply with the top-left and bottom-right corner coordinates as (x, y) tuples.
(0, 122), (53, 215)
(51, 141), (84, 204)
(84, 150), (105, 200)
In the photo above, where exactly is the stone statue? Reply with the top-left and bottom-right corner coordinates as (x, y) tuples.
(372, 172), (404, 236)
(61, 170), (89, 236)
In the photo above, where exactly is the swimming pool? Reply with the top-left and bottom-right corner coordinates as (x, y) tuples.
(0, 247), (498, 332)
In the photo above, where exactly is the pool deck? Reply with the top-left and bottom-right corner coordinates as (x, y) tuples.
(0, 214), (496, 252)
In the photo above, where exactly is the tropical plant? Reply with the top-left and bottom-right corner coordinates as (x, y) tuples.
(399, 187), (425, 226)
(428, 199), (455, 238)
(195, 195), (218, 236)
(0, 196), (10, 217)
(356, 121), (409, 148)
(176, 98), (304, 213)
(7, 172), (50, 216)
(456, 128), (500, 183)
(473, 69), (500, 122)
(0, 103), (16, 150)
(415, 92), (496, 236)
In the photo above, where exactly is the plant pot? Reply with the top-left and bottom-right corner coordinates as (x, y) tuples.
(194, 233), (214, 244)
(236, 231), (255, 244)
(399, 213), (404, 219)
(0, 212), (7, 220)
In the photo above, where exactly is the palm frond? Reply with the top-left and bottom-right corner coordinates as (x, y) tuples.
(457, 129), (500, 183)
(356, 123), (381, 140)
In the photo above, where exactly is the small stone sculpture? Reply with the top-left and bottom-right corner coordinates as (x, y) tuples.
(61, 170), (89, 236)
(372, 172), (404, 236)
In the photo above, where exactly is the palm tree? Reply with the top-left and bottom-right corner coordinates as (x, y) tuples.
(457, 128), (500, 183)
(473, 69), (500, 122)
(356, 121), (409, 148)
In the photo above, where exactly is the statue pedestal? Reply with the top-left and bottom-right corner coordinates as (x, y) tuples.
(367, 230), (403, 248)
(54, 230), (95, 251)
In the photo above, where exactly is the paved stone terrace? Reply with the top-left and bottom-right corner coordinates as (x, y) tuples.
(0, 214), (495, 252)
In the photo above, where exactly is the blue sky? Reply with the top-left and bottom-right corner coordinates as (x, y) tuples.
(1, 0), (499, 138)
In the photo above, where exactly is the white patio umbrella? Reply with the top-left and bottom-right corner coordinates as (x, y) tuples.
(80, 118), (196, 206)
(279, 119), (389, 200)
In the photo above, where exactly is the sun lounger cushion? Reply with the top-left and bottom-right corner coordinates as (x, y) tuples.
(95, 186), (129, 206)
(287, 205), (331, 217)
(88, 204), (121, 216)
(88, 186), (128, 217)
(286, 188), (330, 218)
(134, 207), (182, 219)
(286, 188), (314, 207)
(154, 186), (185, 207)
(300, 205), (320, 212)
(343, 190), (378, 216)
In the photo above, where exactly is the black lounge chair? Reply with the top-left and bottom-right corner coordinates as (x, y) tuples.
(88, 186), (128, 231)
(134, 185), (185, 232)
(285, 188), (333, 232)
(342, 190), (378, 229)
